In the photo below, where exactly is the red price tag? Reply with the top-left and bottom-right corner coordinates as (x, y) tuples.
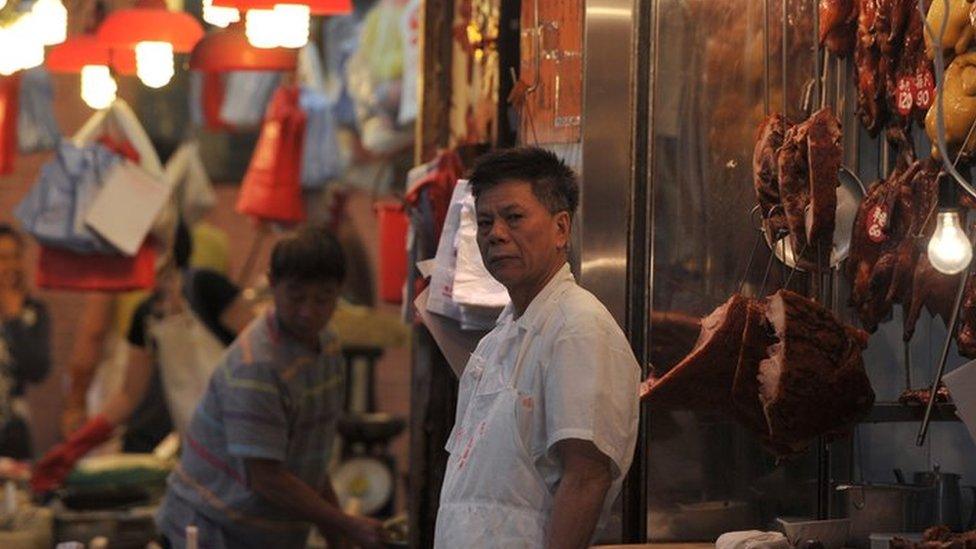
(915, 68), (935, 110)
(896, 76), (915, 117)
(867, 205), (888, 243)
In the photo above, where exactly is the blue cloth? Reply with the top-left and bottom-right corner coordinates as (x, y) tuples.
(17, 68), (60, 154)
(14, 141), (120, 254)
(156, 310), (344, 549)
(299, 88), (341, 190)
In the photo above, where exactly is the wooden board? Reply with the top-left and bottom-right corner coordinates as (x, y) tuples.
(518, 0), (583, 145)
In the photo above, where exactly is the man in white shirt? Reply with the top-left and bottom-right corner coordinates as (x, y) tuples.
(434, 147), (641, 548)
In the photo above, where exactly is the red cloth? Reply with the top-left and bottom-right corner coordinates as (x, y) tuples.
(36, 240), (156, 292)
(30, 415), (115, 494)
(404, 150), (463, 248)
(202, 72), (228, 131)
(236, 85), (306, 224)
(97, 135), (140, 163)
(0, 74), (21, 175)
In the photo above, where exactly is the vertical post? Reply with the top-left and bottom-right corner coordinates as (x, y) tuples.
(411, 1), (457, 547)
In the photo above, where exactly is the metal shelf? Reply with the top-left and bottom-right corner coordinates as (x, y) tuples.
(861, 402), (960, 424)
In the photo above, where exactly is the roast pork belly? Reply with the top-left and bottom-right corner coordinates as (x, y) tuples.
(732, 301), (776, 435)
(805, 108), (843, 264)
(753, 114), (793, 238)
(758, 290), (874, 453)
(857, 0), (886, 135)
(641, 294), (749, 411)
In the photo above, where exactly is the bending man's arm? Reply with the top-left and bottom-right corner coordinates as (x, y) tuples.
(245, 458), (384, 549)
(547, 439), (614, 549)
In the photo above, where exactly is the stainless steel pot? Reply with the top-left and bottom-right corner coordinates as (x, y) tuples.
(912, 466), (976, 532)
(836, 483), (922, 549)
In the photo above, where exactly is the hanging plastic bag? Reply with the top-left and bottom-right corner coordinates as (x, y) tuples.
(322, 15), (363, 127)
(14, 142), (122, 255)
(219, 71), (281, 129)
(398, 0), (420, 126)
(299, 88), (342, 189)
(425, 180), (470, 322)
(17, 67), (60, 154)
(84, 159), (174, 256)
(73, 100), (178, 264)
(452, 190), (509, 309)
(36, 240), (156, 292)
(166, 140), (216, 225)
(376, 201), (409, 304)
(0, 74), (20, 175)
(236, 85), (307, 224)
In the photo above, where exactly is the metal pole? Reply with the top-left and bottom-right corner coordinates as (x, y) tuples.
(916, 223), (976, 446)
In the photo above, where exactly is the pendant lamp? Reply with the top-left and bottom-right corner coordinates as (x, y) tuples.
(189, 22), (297, 72)
(96, 0), (204, 89)
(47, 36), (137, 109)
(211, 0), (351, 49)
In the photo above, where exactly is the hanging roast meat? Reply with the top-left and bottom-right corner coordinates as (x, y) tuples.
(757, 290), (875, 454)
(846, 160), (923, 332)
(642, 291), (874, 457)
(923, 0), (974, 60)
(805, 108), (843, 262)
(776, 108), (843, 268)
(641, 294), (749, 411)
(925, 52), (976, 160)
(857, 0), (887, 135)
(820, 0), (858, 56)
(753, 114), (794, 238)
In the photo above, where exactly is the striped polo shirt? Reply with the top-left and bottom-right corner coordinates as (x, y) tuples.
(156, 309), (344, 548)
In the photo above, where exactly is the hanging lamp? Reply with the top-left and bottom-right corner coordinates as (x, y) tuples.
(47, 36), (137, 109)
(189, 22), (297, 72)
(210, 0), (352, 49)
(96, 0), (204, 89)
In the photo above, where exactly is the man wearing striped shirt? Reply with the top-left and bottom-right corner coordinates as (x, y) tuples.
(156, 225), (384, 549)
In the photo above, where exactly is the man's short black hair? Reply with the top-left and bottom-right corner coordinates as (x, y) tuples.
(0, 223), (24, 251)
(269, 224), (346, 284)
(468, 146), (579, 218)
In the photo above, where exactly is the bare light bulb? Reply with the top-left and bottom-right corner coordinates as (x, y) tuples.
(202, 0), (240, 28)
(245, 9), (280, 49)
(273, 4), (310, 49)
(928, 211), (973, 274)
(135, 41), (175, 88)
(31, 0), (68, 46)
(80, 65), (117, 110)
(2, 15), (45, 73)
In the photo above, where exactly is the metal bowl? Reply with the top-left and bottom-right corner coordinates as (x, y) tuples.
(762, 166), (866, 272)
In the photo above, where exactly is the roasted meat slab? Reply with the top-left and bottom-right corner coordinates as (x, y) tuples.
(758, 290), (875, 453)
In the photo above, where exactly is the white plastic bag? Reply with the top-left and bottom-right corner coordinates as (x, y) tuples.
(219, 71), (281, 128)
(17, 67), (60, 153)
(425, 180), (468, 322)
(149, 310), (225, 435)
(166, 140), (216, 225)
(452, 190), (509, 308)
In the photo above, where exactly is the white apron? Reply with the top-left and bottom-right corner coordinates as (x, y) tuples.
(149, 310), (225, 435)
(434, 324), (550, 548)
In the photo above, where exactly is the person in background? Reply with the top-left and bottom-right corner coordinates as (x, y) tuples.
(433, 147), (641, 548)
(156, 224), (384, 549)
(31, 223), (252, 492)
(0, 224), (51, 459)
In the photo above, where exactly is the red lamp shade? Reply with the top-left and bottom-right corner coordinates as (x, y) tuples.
(96, 0), (205, 52)
(47, 36), (137, 75)
(190, 23), (297, 71)
(210, 0), (352, 16)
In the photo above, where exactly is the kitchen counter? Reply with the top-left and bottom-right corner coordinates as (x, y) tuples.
(594, 543), (715, 549)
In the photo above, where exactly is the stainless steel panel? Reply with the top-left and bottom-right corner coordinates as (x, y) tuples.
(580, 0), (635, 325)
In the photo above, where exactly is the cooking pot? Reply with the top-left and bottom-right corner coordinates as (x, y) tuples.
(836, 483), (922, 549)
(912, 466), (976, 532)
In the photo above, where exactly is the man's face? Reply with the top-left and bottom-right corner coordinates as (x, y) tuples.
(475, 180), (570, 292)
(270, 278), (340, 342)
(0, 236), (23, 289)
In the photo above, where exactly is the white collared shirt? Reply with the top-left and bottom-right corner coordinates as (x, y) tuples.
(444, 263), (641, 527)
